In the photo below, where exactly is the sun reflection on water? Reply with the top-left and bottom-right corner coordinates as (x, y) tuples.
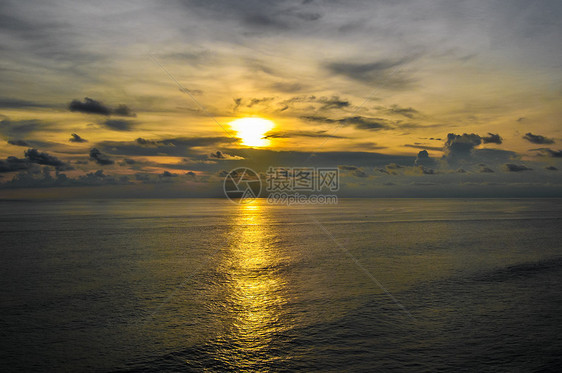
(217, 201), (289, 368)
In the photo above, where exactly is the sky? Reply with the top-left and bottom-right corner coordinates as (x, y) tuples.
(0, 0), (561, 198)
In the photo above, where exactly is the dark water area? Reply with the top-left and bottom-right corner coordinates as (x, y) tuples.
(1, 199), (561, 372)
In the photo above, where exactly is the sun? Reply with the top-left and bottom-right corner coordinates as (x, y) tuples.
(229, 117), (275, 147)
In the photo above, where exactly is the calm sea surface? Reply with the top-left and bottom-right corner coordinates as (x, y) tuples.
(1, 198), (561, 372)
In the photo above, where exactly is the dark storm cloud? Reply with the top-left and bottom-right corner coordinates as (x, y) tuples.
(69, 98), (136, 117)
(414, 150), (435, 167)
(69, 133), (87, 143)
(0, 156), (30, 173)
(504, 164), (532, 172)
(301, 115), (389, 131)
(531, 148), (562, 158)
(545, 166), (558, 171)
(103, 119), (135, 131)
(443, 133), (481, 162)
(24, 148), (68, 169)
(69, 97), (111, 115)
(326, 57), (415, 89)
(481, 133), (502, 144)
(7, 139), (29, 146)
(89, 148), (114, 165)
(523, 132), (555, 144)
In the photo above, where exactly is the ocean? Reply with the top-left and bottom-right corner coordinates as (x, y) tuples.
(1, 198), (561, 372)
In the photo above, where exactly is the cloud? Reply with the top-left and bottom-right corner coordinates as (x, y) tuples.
(89, 148), (114, 165)
(24, 148), (68, 169)
(404, 144), (444, 152)
(343, 116), (390, 131)
(103, 119), (135, 131)
(264, 130), (346, 139)
(98, 137), (238, 157)
(378, 104), (420, 119)
(523, 132), (555, 144)
(112, 104), (136, 117)
(531, 148), (562, 158)
(209, 151), (223, 159)
(160, 171), (178, 177)
(0, 156), (30, 173)
(209, 150), (243, 160)
(0, 118), (46, 138)
(301, 115), (389, 131)
(479, 165), (495, 173)
(69, 98), (136, 117)
(384, 163), (404, 175)
(545, 166), (558, 171)
(186, 0), (322, 32)
(414, 150), (435, 167)
(248, 97), (274, 108)
(326, 57), (415, 89)
(315, 96), (350, 110)
(0, 98), (49, 109)
(234, 95), (351, 113)
(269, 81), (303, 93)
(419, 166), (435, 175)
(69, 97), (111, 115)
(471, 148), (518, 164)
(481, 133), (502, 144)
(135, 137), (159, 146)
(7, 139), (29, 146)
(339, 165), (370, 177)
(504, 163), (532, 172)
(69, 133), (87, 143)
(339, 165), (358, 171)
(352, 169), (368, 178)
(443, 133), (482, 163)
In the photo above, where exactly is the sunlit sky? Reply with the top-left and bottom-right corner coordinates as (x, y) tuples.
(0, 0), (561, 197)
